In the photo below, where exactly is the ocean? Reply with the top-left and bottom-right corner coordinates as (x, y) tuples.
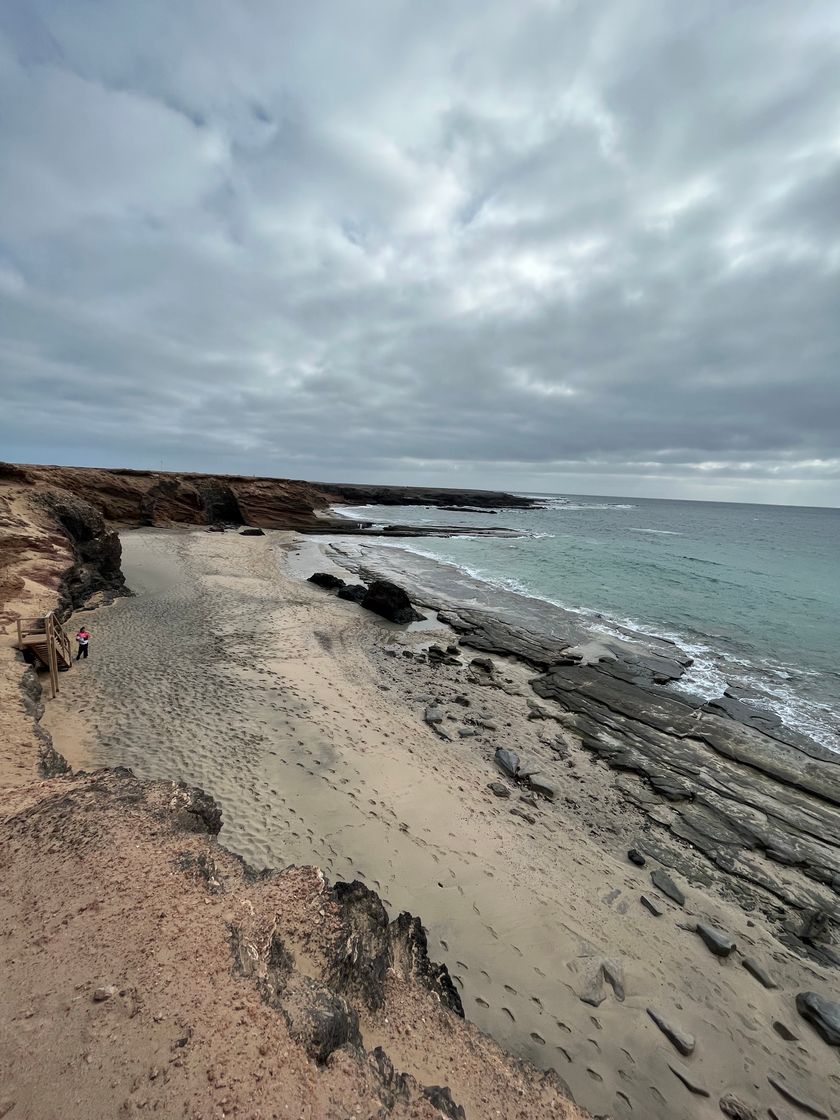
(326, 495), (840, 751)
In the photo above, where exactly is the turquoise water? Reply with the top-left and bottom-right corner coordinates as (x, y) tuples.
(332, 495), (840, 750)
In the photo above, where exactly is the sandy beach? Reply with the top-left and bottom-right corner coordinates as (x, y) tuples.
(38, 527), (838, 1120)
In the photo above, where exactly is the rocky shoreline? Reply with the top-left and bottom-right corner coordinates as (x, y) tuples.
(320, 549), (840, 968)
(2, 463), (838, 1118)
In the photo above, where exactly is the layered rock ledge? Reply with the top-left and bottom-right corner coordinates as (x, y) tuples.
(438, 606), (840, 962)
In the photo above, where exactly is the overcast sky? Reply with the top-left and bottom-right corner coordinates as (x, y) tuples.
(1, 1), (839, 505)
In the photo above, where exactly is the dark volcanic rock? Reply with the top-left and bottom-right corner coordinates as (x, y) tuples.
(37, 488), (126, 613)
(422, 1086), (466, 1120)
(494, 748), (520, 778)
(281, 973), (361, 1065)
(650, 868), (686, 907)
(696, 922), (736, 957)
(628, 848), (646, 867)
(488, 782), (511, 798)
(640, 894), (664, 917)
(741, 957), (778, 989)
(337, 583), (367, 603)
(646, 1008), (695, 1055)
(239, 526), (265, 536)
(308, 572), (346, 590)
(795, 991), (840, 1045)
(361, 580), (424, 624)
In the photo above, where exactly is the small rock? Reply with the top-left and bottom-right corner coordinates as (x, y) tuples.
(424, 706), (444, 725)
(487, 783), (510, 798)
(646, 1009), (695, 1055)
(516, 756), (542, 779)
(798, 908), (830, 945)
(239, 527), (265, 536)
(640, 894), (664, 917)
(453, 695), (470, 707)
(457, 728), (476, 738)
(696, 922), (736, 957)
(601, 959), (625, 1002)
(510, 806), (536, 825)
(719, 1093), (759, 1120)
(741, 957), (777, 989)
(526, 700), (550, 720)
(627, 848), (646, 867)
(495, 748), (520, 778)
(767, 1073), (828, 1118)
(93, 985), (117, 1002)
(795, 991), (840, 1046)
(471, 657), (495, 672)
(307, 572), (345, 590)
(519, 793), (539, 808)
(650, 868), (685, 907)
(668, 1062), (709, 1096)
(772, 1021), (798, 1041)
(579, 971), (606, 1008)
(528, 773), (558, 800)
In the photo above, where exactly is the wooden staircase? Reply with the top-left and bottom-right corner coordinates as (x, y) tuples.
(16, 612), (73, 697)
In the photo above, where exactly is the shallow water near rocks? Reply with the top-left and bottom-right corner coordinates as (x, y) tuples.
(329, 495), (840, 751)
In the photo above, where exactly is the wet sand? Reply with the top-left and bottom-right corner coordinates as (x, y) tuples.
(44, 527), (837, 1120)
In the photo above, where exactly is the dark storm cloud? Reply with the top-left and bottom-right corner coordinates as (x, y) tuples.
(1, 0), (839, 504)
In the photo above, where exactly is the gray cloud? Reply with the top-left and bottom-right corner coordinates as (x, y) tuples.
(1, 0), (839, 504)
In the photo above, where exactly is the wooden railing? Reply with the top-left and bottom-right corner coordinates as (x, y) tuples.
(16, 611), (73, 698)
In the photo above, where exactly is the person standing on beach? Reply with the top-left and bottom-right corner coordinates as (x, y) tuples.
(75, 626), (90, 660)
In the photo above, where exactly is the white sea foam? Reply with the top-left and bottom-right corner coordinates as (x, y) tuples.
(628, 527), (683, 535)
(319, 507), (839, 753)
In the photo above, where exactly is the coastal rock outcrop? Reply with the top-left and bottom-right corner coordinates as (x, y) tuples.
(36, 488), (125, 614)
(308, 572), (346, 590)
(361, 580), (424, 625)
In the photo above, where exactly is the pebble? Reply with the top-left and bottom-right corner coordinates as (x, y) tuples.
(695, 921), (736, 957)
(93, 985), (117, 1002)
(772, 1020), (798, 1042)
(719, 1093), (759, 1120)
(668, 1061), (709, 1096)
(487, 782), (511, 798)
(423, 705), (444, 725)
(650, 868), (685, 907)
(767, 1073), (828, 1118)
(646, 1009), (695, 1055)
(640, 894), (664, 917)
(510, 806), (536, 825)
(741, 957), (777, 989)
(457, 728), (477, 738)
(627, 848), (646, 867)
